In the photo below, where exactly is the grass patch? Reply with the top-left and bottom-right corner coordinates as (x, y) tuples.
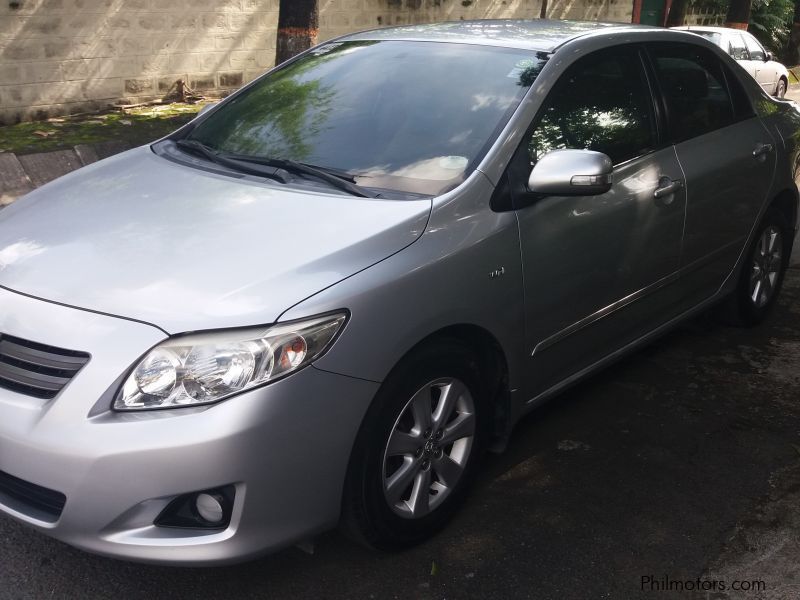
(0, 103), (209, 155)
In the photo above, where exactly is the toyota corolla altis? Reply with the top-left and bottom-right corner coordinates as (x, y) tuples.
(0, 20), (798, 564)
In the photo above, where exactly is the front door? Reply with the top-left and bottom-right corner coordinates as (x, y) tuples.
(508, 46), (687, 398)
(742, 34), (776, 93)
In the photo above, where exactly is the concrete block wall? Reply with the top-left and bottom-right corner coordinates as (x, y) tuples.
(0, 0), (633, 125)
(684, 3), (725, 27)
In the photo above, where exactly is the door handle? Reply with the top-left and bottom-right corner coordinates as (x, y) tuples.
(753, 143), (774, 158)
(654, 177), (683, 202)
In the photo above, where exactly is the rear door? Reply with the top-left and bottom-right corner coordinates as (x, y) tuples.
(646, 42), (776, 306)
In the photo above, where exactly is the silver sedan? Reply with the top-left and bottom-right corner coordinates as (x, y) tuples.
(0, 19), (798, 565)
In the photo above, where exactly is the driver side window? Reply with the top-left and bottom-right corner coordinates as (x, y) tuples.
(528, 47), (657, 166)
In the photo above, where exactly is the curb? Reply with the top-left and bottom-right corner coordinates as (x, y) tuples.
(0, 140), (131, 207)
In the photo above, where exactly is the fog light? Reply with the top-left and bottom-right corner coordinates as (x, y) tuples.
(195, 493), (224, 523)
(154, 485), (235, 530)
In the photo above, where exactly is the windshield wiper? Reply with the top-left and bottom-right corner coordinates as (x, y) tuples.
(175, 140), (289, 183)
(224, 153), (379, 198)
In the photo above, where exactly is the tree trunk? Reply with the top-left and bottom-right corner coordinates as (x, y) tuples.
(725, 0), (752, 30)
(785, 0), (800, 64)
(275, 0), (319, 66)
(665, 0), (688, 26)
(540, 0), (548, 19)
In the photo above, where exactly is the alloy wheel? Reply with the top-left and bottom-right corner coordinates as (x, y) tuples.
(750, 225), (783, 308)
(382, 377), (476, 519)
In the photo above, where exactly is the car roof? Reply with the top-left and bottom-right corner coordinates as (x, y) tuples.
(339, 19), (664, 53)
(672, 25), (744, 36)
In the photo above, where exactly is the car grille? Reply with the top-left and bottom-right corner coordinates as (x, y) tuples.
(0, 334), (90, 399)
(0, 469), (66, 522)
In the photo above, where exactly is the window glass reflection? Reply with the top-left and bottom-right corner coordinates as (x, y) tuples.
(528, 49), (656, 165)
(189, 41), (545, 196)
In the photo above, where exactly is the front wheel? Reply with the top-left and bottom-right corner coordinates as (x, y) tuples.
(341, 340), (486, 550)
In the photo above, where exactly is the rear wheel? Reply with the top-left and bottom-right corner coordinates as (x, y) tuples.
(776, 77), (787, 99)
(341, 340), (486, 549)
(724, 207), (790, 326)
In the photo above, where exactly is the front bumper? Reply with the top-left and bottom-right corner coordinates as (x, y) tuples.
(0, 287), (378, 565)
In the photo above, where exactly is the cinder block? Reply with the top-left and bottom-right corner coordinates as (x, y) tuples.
(141, 54), (170, 74)
(170, 15), (199, 32)
(61, 59), (91, 81)
(202, 13), (229, 31)
(64, 15), (101, 35)
(215, 33), (243, 50)
(158, 76), (185, 93)
(0, 65), (22, 83)
(73, 38), (118, 59)
(19, 62), (63, 84)
(106, 14), (133, 30)
(189, 73), (216, 90)
(152, 34), (186, 54)
(138, 15), (168, 32)
(3, 43), (44, 61)
(181, 36), (218, 52)
(124, 78), (154, 94)
(17, 150), (83, 187)
(245, 0), (279, 11)
(196, 52), (227, 71)
(28, 16), (62, 35)
(168, 53), (199, 71)
(44, 41), (71, 59)
(120, 36), (152, 56)
(243, 31), (275, 50)
(218, 71), (243, 87)
(0, 154), (34, 204)
(74, 143), (100, 166)
(81, 77), (123, 100)
(107, 57), (144, 78)
(229, 50), (258, 69)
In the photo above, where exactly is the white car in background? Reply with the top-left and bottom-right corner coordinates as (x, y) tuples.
(673, 26), (790, 98)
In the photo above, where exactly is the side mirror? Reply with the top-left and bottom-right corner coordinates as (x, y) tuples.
(765, 51), (773, 62)
(197, 102), (218, 118)
(528, 149), (613, 196)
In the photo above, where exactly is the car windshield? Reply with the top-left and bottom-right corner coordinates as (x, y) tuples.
(690, 31), (723, 46)
(185, 40), (545, 196)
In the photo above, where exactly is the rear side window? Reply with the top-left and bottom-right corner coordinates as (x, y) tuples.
(729, 34), (749, 60)
(528, 47), (656, 165)
(649, 43), (735, 141)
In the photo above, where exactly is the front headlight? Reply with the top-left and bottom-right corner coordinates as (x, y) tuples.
(114, 312), (347, 411)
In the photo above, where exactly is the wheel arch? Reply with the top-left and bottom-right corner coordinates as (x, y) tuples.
(380, 323), (512, 452)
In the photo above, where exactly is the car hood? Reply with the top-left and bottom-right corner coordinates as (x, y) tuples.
(0, 147), (431, 333)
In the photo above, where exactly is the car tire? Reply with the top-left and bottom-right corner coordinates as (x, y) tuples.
(776, 77), (788, 99)
(341, 339), (487, 550)
(723, 206), (791, 326)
